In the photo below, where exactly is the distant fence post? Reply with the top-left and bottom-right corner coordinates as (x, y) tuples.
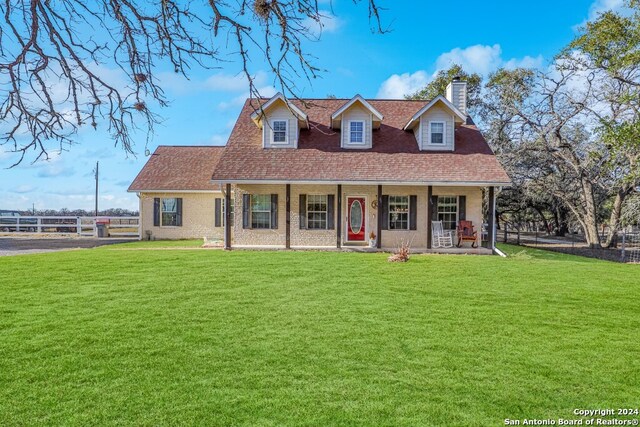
(504, 223), (508, 243)
(76, 217), (81, 235)
(517, 228), (520, 245)
(621, 232), (626, 263)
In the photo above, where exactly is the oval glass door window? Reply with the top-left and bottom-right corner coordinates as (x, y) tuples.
(350, 200), (363, 234)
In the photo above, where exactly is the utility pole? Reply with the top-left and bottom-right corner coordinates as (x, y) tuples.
(94, 161), (99, 217)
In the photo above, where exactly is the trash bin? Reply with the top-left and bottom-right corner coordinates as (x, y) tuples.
(95, 218), (110, 238)
(96, 223), (107, 238)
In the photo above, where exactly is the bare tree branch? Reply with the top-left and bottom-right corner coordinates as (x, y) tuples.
(0, 0), (386, 165)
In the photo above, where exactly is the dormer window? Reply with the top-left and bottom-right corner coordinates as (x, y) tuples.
(403, 95), (466, 151)
(272, 120), (288, 144)
(429, 121), (445, 145)
(349, 121), (364, 144)
(331, 95), (383, 149)
(250, 93), (309, 149)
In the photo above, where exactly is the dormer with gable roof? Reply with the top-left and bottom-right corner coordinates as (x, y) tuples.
(251, 93), (309, 149)
(403, 80), (468, 151)
(331, 95), (383, 149)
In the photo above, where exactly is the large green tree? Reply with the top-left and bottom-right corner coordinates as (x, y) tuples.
(566, 1), (640, 245)
(481, 2), (640, 248)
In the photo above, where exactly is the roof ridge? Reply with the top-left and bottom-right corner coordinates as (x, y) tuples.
(156, 145), (226, 148)
(253, 97), (432, 102)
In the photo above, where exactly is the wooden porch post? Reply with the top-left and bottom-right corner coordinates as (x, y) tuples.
(336, 184), (342, 248)
(377, 185), (383, 249)
(286, 184), (291, 249)
(224, 183), (232, 250)
(487, 186), (496, 249)
(427, 185), (433, 249)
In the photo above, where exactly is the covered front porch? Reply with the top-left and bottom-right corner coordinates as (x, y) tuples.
(222, 182), (498, 253)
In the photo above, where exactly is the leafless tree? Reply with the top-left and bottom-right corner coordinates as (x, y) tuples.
(0, 0), (386, 165)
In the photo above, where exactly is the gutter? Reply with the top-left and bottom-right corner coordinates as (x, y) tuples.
(209, 179), (512, 187)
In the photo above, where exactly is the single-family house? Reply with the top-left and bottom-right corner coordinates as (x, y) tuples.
(128, 79), (510, 252)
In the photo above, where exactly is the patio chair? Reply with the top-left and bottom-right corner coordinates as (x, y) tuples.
(456, 220), (478, 248)
(431, 220), (453, 248)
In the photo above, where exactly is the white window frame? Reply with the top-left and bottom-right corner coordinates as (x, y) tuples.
(348, 120), (365, 145)
(306, 194), (328, 230)
(251, 194), (272, 229)
(429, 121), (446, 145)
(270, 119), (288, 145)
(388, 195), (410, 230)
(437, 196), (458, 230)
(161, 197), (178, 227)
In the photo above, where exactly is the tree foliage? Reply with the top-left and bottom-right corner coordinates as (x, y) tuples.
(481, 3), (640, 247)
(406, 64), (482, 113)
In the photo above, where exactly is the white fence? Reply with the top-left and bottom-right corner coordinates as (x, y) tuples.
(0, 216), (140, 238)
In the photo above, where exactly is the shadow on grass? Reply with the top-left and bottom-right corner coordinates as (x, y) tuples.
(497, 243), (604, 263)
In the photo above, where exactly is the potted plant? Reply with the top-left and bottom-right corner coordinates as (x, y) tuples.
(369, 231), (377, 248)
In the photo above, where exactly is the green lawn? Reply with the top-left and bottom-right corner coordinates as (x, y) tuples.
(0, 244), (638, 426)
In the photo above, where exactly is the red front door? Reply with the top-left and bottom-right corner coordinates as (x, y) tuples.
(347, 197), (366, 241)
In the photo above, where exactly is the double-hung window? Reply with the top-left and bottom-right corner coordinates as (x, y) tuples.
(388, 196), (409, 230)
(251, 195), (272, 229)
(161, 198), (178, 226)
(349, 121), (364, 144)
(307, 195), (328, 230)
(437, 196), (457, 230)
(429, 121), (445, 145)
(272, 120), (287, 144)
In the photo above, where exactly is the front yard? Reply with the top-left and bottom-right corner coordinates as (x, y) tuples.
(0, 244), (638, 425)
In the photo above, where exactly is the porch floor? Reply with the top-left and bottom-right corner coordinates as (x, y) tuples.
(342, 246), (493, 255)
(231, 244), (494, 255)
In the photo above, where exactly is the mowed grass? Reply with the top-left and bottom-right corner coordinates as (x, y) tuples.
(0, 244), (638, 426)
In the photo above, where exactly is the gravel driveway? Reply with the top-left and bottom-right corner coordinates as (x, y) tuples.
(0, 237), (135, 256)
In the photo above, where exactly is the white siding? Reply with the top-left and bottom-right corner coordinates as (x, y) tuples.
(341, 104), (372, 149)
(263, 104), (297, 148)
(446, 81), (467, 115)
(419, 105), (454, 151)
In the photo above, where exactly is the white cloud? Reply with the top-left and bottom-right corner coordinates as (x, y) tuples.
(217, 85), (277, 110)
(12, 184), (36, 194)
(574, 0), (630, 29)
(204, 71), (269, 92)
(586, 0), (625, 22)
(376, 71), (430, 99)
(377, 44), (545, 99)
(435, 44), (503, 76)
(503, 55), (544, 70)
(158, 70), (271, 95)
(303, 11), (342, 37)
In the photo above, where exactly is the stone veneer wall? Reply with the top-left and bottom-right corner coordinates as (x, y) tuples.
(230, 184), (484, 249)
(290, 185), (337, 247)
(232, 184), (287, 247)
(139, 192), (223, 240)
(432, 186), (483, 247)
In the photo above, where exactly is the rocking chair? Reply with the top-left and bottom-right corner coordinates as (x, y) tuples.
(431, 221), (453, 248)
(456, 220), (478, 248)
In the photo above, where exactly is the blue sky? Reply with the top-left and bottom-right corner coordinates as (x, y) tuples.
(0, 0), (623, 212)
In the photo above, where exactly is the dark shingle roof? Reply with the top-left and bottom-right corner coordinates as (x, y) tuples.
(211, 98), (510, 185)
(128, 146), (224, 191)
